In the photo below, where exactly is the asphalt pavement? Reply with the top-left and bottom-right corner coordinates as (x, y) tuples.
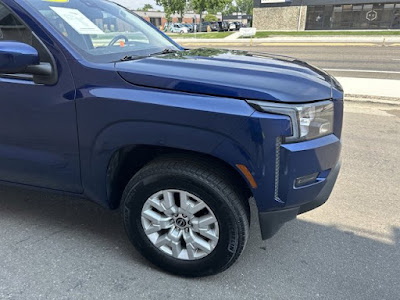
(0, 102), (399, 299)
(182, 43), (400, 80)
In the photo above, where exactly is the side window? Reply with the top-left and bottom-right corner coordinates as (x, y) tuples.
(0, 2), (52, 66)
(0, 3), (33, 46)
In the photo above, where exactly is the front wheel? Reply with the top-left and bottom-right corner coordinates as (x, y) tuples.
(121, 157), (249, 277)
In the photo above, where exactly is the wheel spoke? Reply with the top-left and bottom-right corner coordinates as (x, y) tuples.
(142, 210), (172, 228)
(162, 191), (175, 209)
(143, 223), (161, 235)
(148, 196), (165, 213)
(154, 233), (170, 248)
(198, 228), (219, 243)
(170, 241), (182, 258)
(198, 215), (217, 228)
(142, 209), (163, 224)
(188, 202), (206, 215)
(183, 229), (212, 254)
(179, 192), (191, 211)
(186, 243), (196, 260)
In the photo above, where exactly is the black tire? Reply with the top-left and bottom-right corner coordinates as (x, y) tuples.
(121, 156), (249, 277)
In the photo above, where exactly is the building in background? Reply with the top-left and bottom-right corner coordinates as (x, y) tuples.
(110, 1), (227, 29)
(223, 13), (253, 26)
(253, 0), (400, 30)
(134, 11), (202, 29)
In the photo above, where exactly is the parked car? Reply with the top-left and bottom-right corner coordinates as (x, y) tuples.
(229, 22), (237, 31)
(197, 22), (219, 32)
(181, 23), (194, 33)
(217, 21), (229, 32)
(195, 22), (205, 32)
(0, 0), (343, 277)
(233, 21), (245, 30)
(210, 22), (220, 31)
(168, 23), (188, 34)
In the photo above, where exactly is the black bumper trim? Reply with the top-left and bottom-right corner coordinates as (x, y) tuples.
(258, 161), (341, 240)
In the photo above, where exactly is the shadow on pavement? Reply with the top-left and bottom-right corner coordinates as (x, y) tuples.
(0, 185), (140, 261)
(0, 185), (398, 299)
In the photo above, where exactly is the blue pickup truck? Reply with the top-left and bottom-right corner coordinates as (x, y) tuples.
(0, 0), (343, 276)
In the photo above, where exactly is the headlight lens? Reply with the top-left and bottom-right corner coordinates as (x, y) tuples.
(247, 100), (334, 143)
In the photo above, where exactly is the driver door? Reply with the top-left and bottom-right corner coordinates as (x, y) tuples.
(0, 2), (82, 193)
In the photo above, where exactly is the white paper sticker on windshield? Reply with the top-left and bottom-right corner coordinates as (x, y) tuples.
(50, 7), (104, 35)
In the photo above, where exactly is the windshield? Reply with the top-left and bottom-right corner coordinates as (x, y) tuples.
(24, 0), (178, 63)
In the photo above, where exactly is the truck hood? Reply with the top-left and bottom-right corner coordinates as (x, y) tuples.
(115, 48), (335, 103)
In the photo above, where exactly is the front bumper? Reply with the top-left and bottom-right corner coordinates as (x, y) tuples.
(258, 160), (341, 240)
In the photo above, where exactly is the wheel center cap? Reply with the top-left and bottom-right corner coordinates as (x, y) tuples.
(175, 217), (187, 228)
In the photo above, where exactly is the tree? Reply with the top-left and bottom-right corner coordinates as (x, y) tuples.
(222, 3), (236, 16)
(177, 0), (189, 21)
(190, 0), (206, 27)
(156, 0), (186, 24)
(141, 4), (154, 11)
(204, 14), (218, 22)
(191, 0), (229, 30)
(236, 0), (253, 15)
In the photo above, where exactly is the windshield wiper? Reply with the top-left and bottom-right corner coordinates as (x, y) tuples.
(119, 49), (179, 62)
(119, 55), (148, 62)
(150, 48), (179, 56)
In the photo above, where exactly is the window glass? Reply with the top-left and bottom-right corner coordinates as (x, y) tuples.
(363, 4), (373, 11)
(333, 6), (342, 13)
(394, 8), (400, 29)
(306, 3), (399, 30)
(0, 3), (33, 45)
(0, 2), (50, 64)
(343, 5), (352, 11)
(150, 17), (162, 28)
(25, 0), (178, 63)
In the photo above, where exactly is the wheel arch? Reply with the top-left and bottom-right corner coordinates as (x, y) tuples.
(82, 120), (256, 211)
(106, 145), (253, 213)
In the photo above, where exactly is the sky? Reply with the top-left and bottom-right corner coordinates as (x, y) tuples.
(110, 0), (161, 10)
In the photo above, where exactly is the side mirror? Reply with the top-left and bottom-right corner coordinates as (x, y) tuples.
(0, 41), (40, 73)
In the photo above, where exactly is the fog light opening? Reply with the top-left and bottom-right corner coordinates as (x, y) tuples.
(295, 173), (319, 188)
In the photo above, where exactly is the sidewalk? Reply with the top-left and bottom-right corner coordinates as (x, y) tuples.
(337, 77), (400, 98)
(337, 77), (400, 105)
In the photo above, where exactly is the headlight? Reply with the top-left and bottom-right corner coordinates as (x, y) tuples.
(247, 100), (334, 143)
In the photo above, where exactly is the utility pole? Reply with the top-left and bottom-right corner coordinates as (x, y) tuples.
(297, 0), (304, 31)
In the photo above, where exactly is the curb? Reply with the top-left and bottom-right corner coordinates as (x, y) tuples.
(345, 94), (400, 106)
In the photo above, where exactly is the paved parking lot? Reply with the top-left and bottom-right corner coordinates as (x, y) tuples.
(0, 101), (399, 300)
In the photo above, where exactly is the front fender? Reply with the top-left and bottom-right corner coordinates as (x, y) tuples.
(76, 87), (257, 206)
(85, 121), (255, 207)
